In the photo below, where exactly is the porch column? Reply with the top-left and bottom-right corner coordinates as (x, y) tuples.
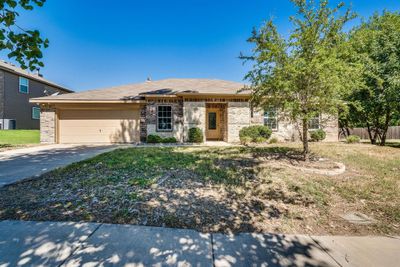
(227, 102), (250, 143)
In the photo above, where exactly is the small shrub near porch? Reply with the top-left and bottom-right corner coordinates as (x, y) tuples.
(310, 129), (326, 142)
(188, 127), (203, 143)
(147, 134), (177, 144)
(239, 125), (272, 144)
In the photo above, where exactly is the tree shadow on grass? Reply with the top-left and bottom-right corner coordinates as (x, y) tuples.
(0, 220), (337, 266)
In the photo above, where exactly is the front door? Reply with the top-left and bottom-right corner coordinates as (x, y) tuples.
(206, 108), (222, 140)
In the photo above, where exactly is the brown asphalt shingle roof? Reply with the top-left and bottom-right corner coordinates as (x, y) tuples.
(31, 78), (248, 102)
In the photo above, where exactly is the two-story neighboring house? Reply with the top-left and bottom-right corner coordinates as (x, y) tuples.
(0, 60), (72, 129)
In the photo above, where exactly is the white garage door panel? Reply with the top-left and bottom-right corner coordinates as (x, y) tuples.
(59, 109), (140, 143)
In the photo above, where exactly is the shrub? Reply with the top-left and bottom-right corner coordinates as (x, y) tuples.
(254, 137), (267, 143)
(346, 135), (360, 144)
(162, 137), (177, 143)
(239, 125), (272, 142)
(269, 137), (279, 144)
(147, 134), (163, 143)
(188, 127), (203, 143)
(240, 136), (253, 145)
(310, 129), (326, 142)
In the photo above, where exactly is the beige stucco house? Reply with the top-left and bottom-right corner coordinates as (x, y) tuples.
(30, 78), (338, 144)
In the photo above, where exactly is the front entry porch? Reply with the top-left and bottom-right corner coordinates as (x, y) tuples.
(205, 103), (227, 141)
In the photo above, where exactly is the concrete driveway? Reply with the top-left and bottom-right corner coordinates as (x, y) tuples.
(0, 144), (122, 187)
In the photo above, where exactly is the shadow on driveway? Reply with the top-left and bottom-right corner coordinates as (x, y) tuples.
(0, 145), (121, 187)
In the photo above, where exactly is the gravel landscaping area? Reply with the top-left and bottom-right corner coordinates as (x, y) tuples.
(0, 143), (399, 235)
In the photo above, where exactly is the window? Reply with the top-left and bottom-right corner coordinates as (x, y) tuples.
(157, 105), (172, 131)
(208, 112), (217, 130)
(264, 108), (278, 130)
(32, 107), (40, 120)
(19, 77), (29, 94)
(308, 115), (320, 130)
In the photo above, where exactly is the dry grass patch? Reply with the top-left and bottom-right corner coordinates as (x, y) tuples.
(0, 143), (398, 235)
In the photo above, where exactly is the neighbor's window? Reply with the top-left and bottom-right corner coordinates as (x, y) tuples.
(308, 115), (320, 130)
(264, 108), (278, 130)
(157, 105), (172, 131)
(32, 107), (40, 120)
(19, 77), (29, 94)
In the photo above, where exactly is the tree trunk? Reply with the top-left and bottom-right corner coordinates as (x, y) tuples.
(367, 123), (376, 144)
(346, 127), (350, 137)
(380, 111), (391, 146)
(302, 118), (309, 161)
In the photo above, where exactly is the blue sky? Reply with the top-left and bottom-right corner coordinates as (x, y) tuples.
(1, 0), (399, 92)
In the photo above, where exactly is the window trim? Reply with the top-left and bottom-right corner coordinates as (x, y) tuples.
(19, 76), (29, 94)
(32, 107), (40, 120)
(263, 108), (278, 131)
(308, 115), (320, 130)
(156, 105), (173, 132)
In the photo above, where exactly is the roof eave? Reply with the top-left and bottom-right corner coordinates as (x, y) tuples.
(29, 99), (146, 104)
(176, 92), (250, 97)
(0, 65), (73, 93)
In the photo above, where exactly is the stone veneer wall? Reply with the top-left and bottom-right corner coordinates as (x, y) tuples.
(251, 107), (338, 142)
(227, 102), (251, 143)
(320, 114), (338, 142)
(146, 99), (184, 142)
(183, 102), (206, 142)
(40, 106), (56, 144)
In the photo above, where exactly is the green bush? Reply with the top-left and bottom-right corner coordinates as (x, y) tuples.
(310, 129), (326, 142)
(147, 134), (163, 143)
(346, 135), (360, 144)
(254, 137), (267, 143)
(240, 136), (253, 145)
(239, 125), (272, 142)
(162, 137), (177, 143)
(269, 137), (279, 144)
(188, 127), (203, 143)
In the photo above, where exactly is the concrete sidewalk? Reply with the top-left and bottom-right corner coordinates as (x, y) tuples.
(0, 220), (399, 266)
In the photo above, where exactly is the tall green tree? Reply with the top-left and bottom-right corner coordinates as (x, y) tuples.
(346, 11), (400, 145)
(241, 0), (359, 160)
(0, 0), (48, 70)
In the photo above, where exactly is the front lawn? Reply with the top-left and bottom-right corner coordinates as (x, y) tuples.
(0, 130), (40, 145)
(0, 143), (399, 235)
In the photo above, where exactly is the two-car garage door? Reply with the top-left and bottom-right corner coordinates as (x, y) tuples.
(58, 108), (140, 143)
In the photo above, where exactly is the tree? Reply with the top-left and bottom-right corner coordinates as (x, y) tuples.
(241, 0), (359, 160)
(345, 11), (400, 146)
(0, 0), (48, 70)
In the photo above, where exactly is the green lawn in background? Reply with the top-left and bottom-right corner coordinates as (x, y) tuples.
(0, 130), (40, 145)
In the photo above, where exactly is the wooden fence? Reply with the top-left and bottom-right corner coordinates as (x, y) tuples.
(342, 126), (400, 140)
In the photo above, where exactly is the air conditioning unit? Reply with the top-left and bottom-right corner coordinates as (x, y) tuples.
(1, 119), (16, 129)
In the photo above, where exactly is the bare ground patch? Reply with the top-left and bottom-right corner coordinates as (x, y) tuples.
(0, 144), (398, 235)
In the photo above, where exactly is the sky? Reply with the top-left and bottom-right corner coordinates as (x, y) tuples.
(1, 0), (399, 92)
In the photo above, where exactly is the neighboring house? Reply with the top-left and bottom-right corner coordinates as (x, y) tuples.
(0, 60), (72, 129)
(30, 78), (338, 144)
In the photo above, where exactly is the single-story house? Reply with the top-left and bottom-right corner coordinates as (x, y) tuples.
(30, 78), (338, 144)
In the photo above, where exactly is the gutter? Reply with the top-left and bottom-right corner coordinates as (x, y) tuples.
(29, 99), (146, 104)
